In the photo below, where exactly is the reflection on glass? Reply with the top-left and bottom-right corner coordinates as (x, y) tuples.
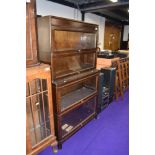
(26, 78), (51, 147)
(29, 79), (41, 95)
(81, 33), (96, 49)
(60, 76), (97, 111)
(61, 97), (96, 137)
(42, 79), (47, 91)
(54, 30), (96, 51)
(53, 53), (95, 79)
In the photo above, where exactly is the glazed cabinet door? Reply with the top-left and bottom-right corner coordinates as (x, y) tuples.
(57, 74), (98, 113)
(26, 65), (57, 155)
(60, 96), (97, 138)
(26, 79), (51, 146)
(52, 52), (96, 80)
(53, 30), (97, 52)
(26, 0), (38, 67)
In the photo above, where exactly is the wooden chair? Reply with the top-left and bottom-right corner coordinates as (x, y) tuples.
(125, 57), (129, 88)
(119, 57), (129, 91)
(112, 60), (124, 101)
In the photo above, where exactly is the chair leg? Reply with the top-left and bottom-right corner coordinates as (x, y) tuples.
(124, 62), (129, 90)
(118, 67), (124, 100)
(114, 75), (118, 101)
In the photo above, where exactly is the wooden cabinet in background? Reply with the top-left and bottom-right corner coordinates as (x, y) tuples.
(26, 0), (38, 67)
(26, 64), (57, 155)
(104, 21), (121, 51)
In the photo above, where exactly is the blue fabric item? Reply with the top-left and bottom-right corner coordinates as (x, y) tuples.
(38, 91), (129, 155)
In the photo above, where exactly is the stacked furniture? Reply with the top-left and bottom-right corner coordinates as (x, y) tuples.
(96, 51), (117, 113)
(97, 72), (106, 114)
(37, 16), (99, 149)
(112, 57), (129, 101)
(97, 57), (119, 69)
(96, 50), (128, 70)
(97, 68), (116, 114)
(26, 1), (57, 154)
(101, 68), (116, 103)
(100, 67), (116, 103)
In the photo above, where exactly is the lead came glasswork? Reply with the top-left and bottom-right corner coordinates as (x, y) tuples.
(26, 78), (51, 147)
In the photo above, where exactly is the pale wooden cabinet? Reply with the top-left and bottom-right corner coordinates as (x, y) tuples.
(26, 64), (57, 155)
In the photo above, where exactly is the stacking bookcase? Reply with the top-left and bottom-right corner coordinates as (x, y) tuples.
(37, 16), (99, 149)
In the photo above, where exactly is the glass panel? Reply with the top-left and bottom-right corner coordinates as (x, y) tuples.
(42, 79), (47, 91)
(26, 79), (51, 147)
(29, 79), (41, 95)
(81, 33), (96, 49)
(43, 92), (51, 130)
(68, 31), (82, 50)
(54, 31), (96, 51)
(61, 97), (96, 137)
(53, 53), (95, 79)
(60, 76), (97, 111)
(26, 97), (37, 146)
(54, 30), (82, 51)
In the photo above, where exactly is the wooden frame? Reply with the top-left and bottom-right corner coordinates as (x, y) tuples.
(26, 0), (39, 67)
(52, 71), (99, 149)
(26, 64), (57, 155)
(37, 16), (98, 81)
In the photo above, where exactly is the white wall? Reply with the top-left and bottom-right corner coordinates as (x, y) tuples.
(123, 25), (129, 41)
(36, 0), (81, 20)
(36, 0), (105, 50)
(85, 13), (105, 50)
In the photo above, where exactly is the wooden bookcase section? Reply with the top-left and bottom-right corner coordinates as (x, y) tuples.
(37, 16), (99, 149)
